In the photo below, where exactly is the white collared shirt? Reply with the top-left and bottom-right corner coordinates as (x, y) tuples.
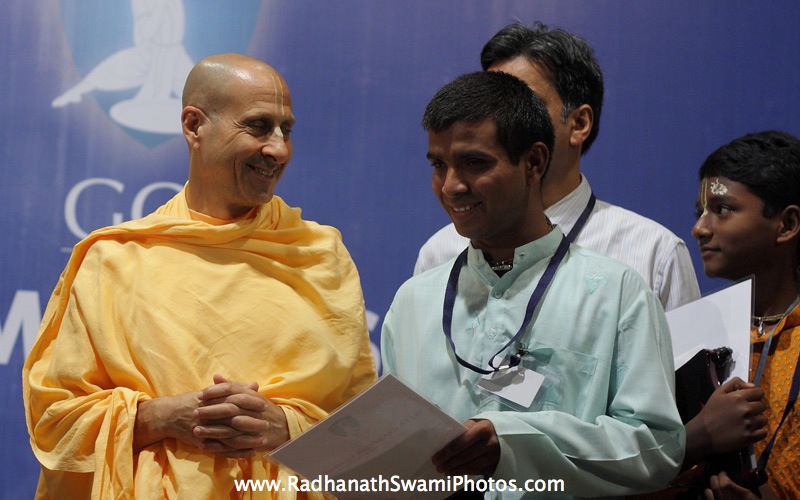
(413, 175), (700, 311)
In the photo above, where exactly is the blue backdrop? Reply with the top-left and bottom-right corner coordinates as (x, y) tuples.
(2, 1), (799, 496)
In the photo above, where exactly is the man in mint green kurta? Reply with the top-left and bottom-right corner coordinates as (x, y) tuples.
(381, 71), (683, 498)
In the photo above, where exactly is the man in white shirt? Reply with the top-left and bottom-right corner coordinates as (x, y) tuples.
(414, 22), (699, 311)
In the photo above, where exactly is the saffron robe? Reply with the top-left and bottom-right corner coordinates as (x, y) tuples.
(23, 190), (377, 499)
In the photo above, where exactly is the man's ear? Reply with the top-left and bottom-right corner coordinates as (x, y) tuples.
(181, 106), (204, 146)
(777, 204), (800, 245)
(524, 142), (550, 185)
(567, 104), (593, 148)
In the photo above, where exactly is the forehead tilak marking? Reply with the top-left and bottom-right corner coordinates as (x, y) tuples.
(268, 72), (285, 138)
(269, 72), (285, 116)
(700, 178), (709, 217)
(710, 177), (728, 196)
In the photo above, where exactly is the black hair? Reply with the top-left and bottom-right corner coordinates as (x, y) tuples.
(422, 71), (554, 166)
(480, 22), (604, 155)
(699, 130), (800, 219)
(700, 130), (800, 284)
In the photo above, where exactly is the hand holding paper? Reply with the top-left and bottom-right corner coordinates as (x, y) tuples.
(432, 419), (500, 477)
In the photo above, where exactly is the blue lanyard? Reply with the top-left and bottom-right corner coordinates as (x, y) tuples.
(752, 330), (776, 387)
(440, 193), (594, 375)
(442, 234), (569, 375)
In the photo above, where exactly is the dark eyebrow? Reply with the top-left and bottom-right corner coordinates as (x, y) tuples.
(454, 149), (492, 160)
(707, 193), (735, 203)
(426, 149), (494, 163)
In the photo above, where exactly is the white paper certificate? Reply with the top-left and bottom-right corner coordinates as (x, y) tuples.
(270, 374), (467, 499)
(667, 277), (752, 382)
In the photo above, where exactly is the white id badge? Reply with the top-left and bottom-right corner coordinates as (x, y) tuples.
(478, 364), (544, 408)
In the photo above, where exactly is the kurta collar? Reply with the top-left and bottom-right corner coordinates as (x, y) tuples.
(467, 226), (567, 284)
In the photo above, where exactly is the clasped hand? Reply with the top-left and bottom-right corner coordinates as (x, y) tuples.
(135, 374), (289, 458)
(192, 374), (290, 458)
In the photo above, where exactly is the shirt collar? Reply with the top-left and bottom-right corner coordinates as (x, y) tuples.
(545, 174), (593, 235)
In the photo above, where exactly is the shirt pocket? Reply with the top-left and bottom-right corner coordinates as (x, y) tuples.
(522, 345), (598, 415)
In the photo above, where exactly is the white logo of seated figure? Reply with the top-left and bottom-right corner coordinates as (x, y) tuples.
(52, 0), (194, 135)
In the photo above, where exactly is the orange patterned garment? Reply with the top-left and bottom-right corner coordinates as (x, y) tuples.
(751, 300), (800, 498)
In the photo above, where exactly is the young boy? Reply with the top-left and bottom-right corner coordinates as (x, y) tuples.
(690, 130), (800, 498)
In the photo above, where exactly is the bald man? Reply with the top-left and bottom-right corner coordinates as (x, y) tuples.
(24, 54), (377, 499)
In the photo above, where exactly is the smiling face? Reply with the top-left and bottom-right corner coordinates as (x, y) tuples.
(428, 118), (544, 252)
(692, 175), (780, 280)
(184, 59), (295, 219)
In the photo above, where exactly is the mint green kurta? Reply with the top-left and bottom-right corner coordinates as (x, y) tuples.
(382, 228), (684, 499)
